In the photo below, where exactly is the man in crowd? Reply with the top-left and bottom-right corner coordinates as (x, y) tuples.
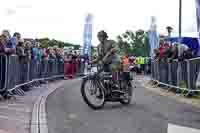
(1, 31), (20, 55)
(0, 35), (7, 54)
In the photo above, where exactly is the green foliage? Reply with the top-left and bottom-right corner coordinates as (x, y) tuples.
(38, 38), (50, 48)
(74, 45), (81, 50)
(116, 29), (150, 57)
(38, 38), (81, 49)
(91, 46), (97, 56)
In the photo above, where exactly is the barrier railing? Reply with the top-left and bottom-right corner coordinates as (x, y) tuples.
(151, 58), (200, 95)
(0, 54), (7, 92)
(0, 55), (65, 94)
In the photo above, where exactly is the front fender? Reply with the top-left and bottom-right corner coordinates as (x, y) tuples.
(82, 73), (98, 80)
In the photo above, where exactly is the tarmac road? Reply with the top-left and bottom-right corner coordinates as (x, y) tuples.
(46, 78), (200, 133)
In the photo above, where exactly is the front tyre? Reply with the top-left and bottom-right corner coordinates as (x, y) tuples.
(81, 79), (105, 110)
(120, 81), (133, 105)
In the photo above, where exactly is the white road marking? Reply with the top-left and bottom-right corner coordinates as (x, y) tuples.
(168, 123), (200, 133)
(68, 113), (78, 119)
(7, 104), (26, 106)
(0, 115), (27, 123)
(0, 112), (29, 121)
(0, 106), (31, 112)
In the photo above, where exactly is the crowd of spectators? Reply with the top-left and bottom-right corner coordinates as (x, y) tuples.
(64, 52), (90, 78)
(0, 30), (88, 78)
(0, 30), (65, 62)
(153, 40), (194, 62)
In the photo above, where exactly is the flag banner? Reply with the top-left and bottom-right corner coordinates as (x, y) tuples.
(83, 14), (93, 59)
(195, 0), (200, 86)
(148, 16), (159, 59)
(196, 0), (200, 32)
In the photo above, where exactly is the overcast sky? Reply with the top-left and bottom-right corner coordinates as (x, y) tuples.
(0, 0), (197, 46)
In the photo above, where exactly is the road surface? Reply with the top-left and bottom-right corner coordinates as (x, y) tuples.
(46, 78), (200, 133)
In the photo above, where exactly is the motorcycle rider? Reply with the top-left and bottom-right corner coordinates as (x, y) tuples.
(91, 30), (120, 73)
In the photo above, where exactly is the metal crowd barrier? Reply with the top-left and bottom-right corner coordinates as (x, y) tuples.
(0, 55), (65, 94)
(187, 57), (200, 90)
(0, 54), (7, 92)
(151, 58), (200, 94)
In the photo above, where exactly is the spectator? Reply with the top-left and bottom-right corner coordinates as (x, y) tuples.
(1, 31), (17, 55)
(153, 48), (160, 60)
(56, 48), (63, 61)
(38, 47), (43, 61)
(80, 55), (85, 74)
(13, 32), (21, 40)
(41, 48), (48, 61)
(76, 54), (81, 74)
(159, 40), (165, 59)
(48, 47), (56, 60)
(174, 43), (189, 61)
(178, 43), (189, 55)
(180, 48), (193, 60)
(122, 54), (129, 72)
(170, 44), (178, 61)
(66, 54), (74, 78)
(0, 34), (15, 55)
(64, 54), (71, 78)
(16, 39), (31, 84)
(69, 50), (73, 56)
(31, 41), (40, 60)
(16, 39), (25, 63)
(72, 51), (78, 74)
(9, 32), (21, 53)
(2, 30), (11, 39)
(163, 43), (173, 61)
(0, 35), (6, 54)
(24, 41), (32, 62)
(165, 44), (173, 58)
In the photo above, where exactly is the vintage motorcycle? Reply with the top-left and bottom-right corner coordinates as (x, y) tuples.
(81, 65), (133, 110)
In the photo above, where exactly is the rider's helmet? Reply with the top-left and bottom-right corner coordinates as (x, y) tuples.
(97, 30), (108, 39)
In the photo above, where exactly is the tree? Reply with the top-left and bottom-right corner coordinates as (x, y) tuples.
(91, 46), (97, 56)
(38, 38), (50, 48)
(116, 29), (149, 57)
(74, 45), (81, 50)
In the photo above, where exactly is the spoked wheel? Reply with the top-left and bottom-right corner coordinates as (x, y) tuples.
(81, 79), (105, 110)
(120, 81), (133, 105)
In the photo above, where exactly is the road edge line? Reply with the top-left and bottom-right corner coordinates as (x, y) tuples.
(31, 81), (65, 133)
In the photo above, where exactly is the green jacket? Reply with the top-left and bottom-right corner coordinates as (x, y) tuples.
(96, 39), (118, 64)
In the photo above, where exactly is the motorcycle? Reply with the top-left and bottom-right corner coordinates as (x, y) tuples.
(81, 66), (133, 110)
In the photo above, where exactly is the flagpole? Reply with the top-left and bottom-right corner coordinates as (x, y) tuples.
(177, 0), (182, 92)
(178, 0), (182, 47)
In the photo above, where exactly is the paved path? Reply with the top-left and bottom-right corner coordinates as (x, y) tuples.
(46, 78), (200, 133)
(0, 81), (62, 133)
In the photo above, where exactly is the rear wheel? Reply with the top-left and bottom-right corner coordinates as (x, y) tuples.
(81, 79), (105, 110)
(120, 81), (133, 105)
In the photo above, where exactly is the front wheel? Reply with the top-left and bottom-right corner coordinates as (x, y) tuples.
(120, 81), (133, 105)
(81, 79), (105, 110)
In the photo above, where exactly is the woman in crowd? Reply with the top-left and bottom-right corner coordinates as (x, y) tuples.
(76, 54), (81, 74)
(72, 51), (77, 75)
(0, 35), (6, 54)
(41, 48), (48, 61)
(31, 41), (40, 60)
(64, 53), (70, 79)
(0, 34), (16, 55)
(64, 52), (74, 79)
